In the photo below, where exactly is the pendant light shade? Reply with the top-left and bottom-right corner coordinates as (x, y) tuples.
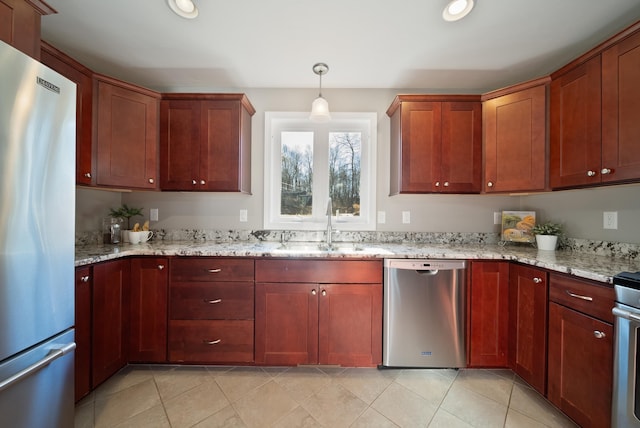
(309, 63), (331, 122)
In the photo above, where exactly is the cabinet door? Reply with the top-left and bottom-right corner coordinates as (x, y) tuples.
(255, 282), (318, 365)
(469, 261), (509, 367)
(159, 99), (201, 190)
(548, 303), (613, 428)
(483, 85), (547, 193)
(40, 43), (94, 185)
(92, 259), (130, 387)
(602, 29), (640, 183)
(394, 102), (442, 193)
(74, 266), (92, 401)
(200, 100), (247, 192)
(95, 78), (159, 189)
(509, 264), (547, 394)
(441, 102), (482, 193)
(550, 56), (602, 189)
(318, 284), (382, 367)
(129, 258), (168, 363)
(0, 0), (53, 59)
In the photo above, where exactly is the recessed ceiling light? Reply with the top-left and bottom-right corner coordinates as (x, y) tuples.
(167, 0), (199, 19)
(442, 0), (474, 22)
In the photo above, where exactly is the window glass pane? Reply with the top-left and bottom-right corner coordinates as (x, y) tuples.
(329, 132), (361, 217)
(281, 131), (313, 216)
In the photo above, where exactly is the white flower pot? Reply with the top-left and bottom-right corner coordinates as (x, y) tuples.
(535, 235), (558, 251)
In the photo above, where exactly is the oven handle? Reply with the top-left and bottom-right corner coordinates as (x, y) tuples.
(612, 306), (640, 323)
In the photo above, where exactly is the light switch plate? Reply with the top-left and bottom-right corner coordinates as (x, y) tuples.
(377, 211), (386, 224)
(150, 208), (159, 221)
(494, 212), (502, 225)
(603, 211), (618, 229)
(402, 211), (410, 224)
(239, 209), (248, 222)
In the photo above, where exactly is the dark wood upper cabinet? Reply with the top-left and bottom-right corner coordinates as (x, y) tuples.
(602, 28), (640, 183)
(40, 42), (94, 185)
(482, 78), (549, 193)
(160, 94), (255, 193)
(94, 74), (160, 190)
(387, 95), (482, 194)
(0, 0), (54, 59)
(551, 21), (640, 189)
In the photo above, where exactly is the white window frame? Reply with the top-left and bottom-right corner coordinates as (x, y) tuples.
(264, 111), (377, 231)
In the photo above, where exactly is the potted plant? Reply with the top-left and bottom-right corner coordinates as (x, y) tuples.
(531, 222), (563, 251)
(109, 204), (144, 230)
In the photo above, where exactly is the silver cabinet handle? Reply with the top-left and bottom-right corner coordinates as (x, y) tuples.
(203, 298), (222, 304)
(80, 275), (90, 283)
(207, 268), (222, 273)
(487, 181), (494, 187)
(148, 178), (155, 184)
(435, 181), (440, 187)
(593, 331), (606, 339)
(533, 277), (543, 284)
(0, 342), (76, 393)
(443, 181), (449, 187)
(565, 290), (593, 301)
(83, 172), (91, 178)
(200, 180), (206, 185)
(192, 179), (197, 185)
(587, 170), (597, 177)
(158, 265), (165, 270)
(311, 289), (317, 296)
(202, 339), (221, 345)
(321, 290), (327, 296)
(601, 168), (611, 175)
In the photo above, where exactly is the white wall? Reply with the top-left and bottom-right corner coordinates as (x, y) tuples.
(76, 88), (640, 244)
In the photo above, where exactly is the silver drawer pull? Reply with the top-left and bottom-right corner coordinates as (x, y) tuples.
(81, 275), (90, 282)
(202, 339), (221, 345)
(203, 298), (222, 304)
(207, 268), (222, 273)
(593, 331), (606, 339)
(533, 277), (543, 284)
(565, 290), (593, 301)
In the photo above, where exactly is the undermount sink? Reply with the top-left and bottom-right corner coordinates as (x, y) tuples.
(270, 242), (392, 255)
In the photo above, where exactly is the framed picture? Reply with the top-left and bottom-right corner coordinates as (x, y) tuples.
(501, 211), (535, 243)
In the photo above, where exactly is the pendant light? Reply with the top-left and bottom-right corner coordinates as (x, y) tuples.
(309, 63), (331, 123)
(167, 0), (199, 19)
(442, 0), (474, 22)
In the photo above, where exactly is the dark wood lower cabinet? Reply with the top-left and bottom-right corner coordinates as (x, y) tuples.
(509, 264), (548, 394)
(548, 302), (613, 428)
(469, 261), (509, 367)
(91, 259), (130, 387)
(129, 258), (168, 363)
(74, 266), (92, 401)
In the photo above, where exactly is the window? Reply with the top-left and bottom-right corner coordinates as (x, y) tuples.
(264, 112), (377, 231)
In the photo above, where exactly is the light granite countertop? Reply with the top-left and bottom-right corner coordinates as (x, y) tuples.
(75, 241), (640, 284)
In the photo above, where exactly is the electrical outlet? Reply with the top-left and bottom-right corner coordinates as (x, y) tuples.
(494, 212), (502, 225)
(239, 209), (248, 222)
(402, 211), (411, 224)
(377, 211), (386, 224)
(150, 208), (159, 221)
(603, 211), (618, 230)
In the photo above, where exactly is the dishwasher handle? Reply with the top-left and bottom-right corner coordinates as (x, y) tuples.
(416, 269), (439, 276)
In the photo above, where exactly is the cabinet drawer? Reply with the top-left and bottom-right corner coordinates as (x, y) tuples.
(255, 259), (382, 284)
(171, 257), (254, 282)
(168, 320), (254, 363)
(549, 273), (614, 323)
(170, 282), (254, 320)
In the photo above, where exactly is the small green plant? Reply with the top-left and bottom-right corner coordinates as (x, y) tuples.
(531, 222), (563, 236)
(109, 204), (144, 230)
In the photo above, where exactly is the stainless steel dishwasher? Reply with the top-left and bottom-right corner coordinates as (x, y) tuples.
(382, 259), (467, 368)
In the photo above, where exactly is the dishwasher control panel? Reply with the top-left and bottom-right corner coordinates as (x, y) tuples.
(384, 259), (466, 271)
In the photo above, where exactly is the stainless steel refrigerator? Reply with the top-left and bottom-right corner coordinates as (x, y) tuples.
(0, 41), (76, 427)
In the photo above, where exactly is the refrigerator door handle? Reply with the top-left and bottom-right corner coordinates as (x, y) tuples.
(0, 342), (76, 393)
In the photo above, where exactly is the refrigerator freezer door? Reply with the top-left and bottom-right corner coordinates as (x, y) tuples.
(0, 41), (76, 362)
(0, 329), (75, 428)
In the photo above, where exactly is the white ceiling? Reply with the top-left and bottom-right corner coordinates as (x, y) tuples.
(40, 0), (640, 93)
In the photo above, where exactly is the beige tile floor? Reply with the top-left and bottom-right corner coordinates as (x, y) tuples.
(74, 365), (579, 428)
